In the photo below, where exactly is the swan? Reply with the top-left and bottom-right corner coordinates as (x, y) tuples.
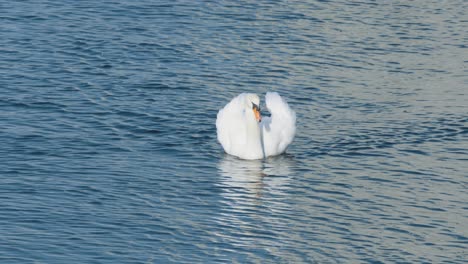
(216, 92), (296, 160)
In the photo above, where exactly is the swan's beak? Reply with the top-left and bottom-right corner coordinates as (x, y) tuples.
(253, 104), (262, 123)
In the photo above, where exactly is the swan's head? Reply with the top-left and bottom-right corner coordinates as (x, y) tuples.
(246, 93), (261, 122)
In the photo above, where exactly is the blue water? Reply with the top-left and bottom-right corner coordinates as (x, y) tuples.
(1, 0), (467, 263)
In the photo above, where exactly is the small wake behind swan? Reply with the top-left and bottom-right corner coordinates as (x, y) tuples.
(216, 92), (296, 160)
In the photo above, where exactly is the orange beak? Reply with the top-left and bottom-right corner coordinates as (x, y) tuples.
(253, 107), (262, 123)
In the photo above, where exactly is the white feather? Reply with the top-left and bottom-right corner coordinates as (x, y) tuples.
(261, 92), (296, 157)
(216, 92), (296, 160)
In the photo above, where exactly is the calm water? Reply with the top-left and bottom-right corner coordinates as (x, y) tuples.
(1, 0), (467, 263)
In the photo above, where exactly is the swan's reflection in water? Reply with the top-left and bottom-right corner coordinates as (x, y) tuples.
(217, 155), (294, 200)
(214, 155), (295, 253)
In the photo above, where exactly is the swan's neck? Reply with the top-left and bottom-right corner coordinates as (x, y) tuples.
(245, 110), (264, 159)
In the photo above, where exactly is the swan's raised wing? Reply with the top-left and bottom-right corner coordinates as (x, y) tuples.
(261, 92), (296, 157)
(216, 94), (248, 156)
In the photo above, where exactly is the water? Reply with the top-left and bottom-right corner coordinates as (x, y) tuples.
(1, 0), (467, 263)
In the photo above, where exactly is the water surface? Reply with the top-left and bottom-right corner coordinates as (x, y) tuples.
(1, 0), (467, 263)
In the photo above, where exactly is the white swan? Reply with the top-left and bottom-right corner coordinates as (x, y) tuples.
(216, 92), (296, 160)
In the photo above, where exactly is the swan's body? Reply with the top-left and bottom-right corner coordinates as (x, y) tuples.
(216, 92), (296, 160)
